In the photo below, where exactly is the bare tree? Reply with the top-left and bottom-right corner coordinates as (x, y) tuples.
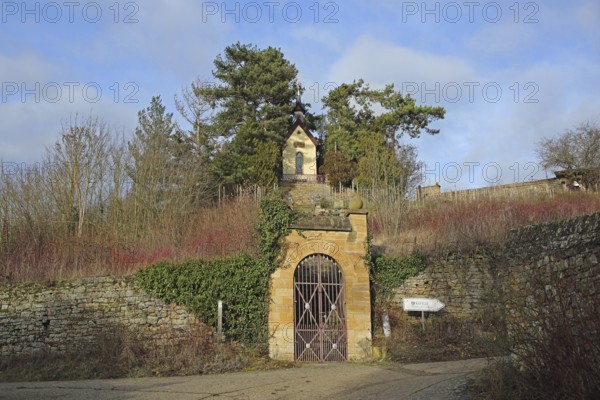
(355, 137), (423, 237)
(175, 77), (219, 160)
(127, 95), (215, 243)
(101, 130), (131, 241)
(536, 121), (600, 190)
(0, 160), (51, 241)
(44, 115), (111, 237)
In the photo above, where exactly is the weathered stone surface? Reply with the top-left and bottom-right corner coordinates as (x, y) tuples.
(392, 251), (498, 320)
(0, 276), (202, 356)
(392, 211), (600, 353)
(501, 212), (600, 354)
(269, 211), (372, 361)
(291, 215), (352, 231)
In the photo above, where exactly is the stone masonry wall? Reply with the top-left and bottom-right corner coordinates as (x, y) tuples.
(392, 251), (498, 320)
(392, 211), (600, 345)
(2, 212), (597, 359)
(0, 276), (203, 356)
(502, 212), (600, 350)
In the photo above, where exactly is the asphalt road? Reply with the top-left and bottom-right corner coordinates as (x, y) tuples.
(0, 358), (488, 400)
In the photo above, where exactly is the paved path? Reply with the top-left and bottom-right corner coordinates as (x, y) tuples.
(0, 358), (487, 400)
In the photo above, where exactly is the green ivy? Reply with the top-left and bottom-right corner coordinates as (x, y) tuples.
(371, 253), (427, 305)
(255, 189), (297, 274)
(135, 255), (270, 345)
(135, 190), (296, 347)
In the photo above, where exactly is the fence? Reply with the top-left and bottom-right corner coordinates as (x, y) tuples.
(280, 174), (326, 184)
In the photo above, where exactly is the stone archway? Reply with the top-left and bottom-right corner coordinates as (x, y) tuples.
(268, 211), (371, 361)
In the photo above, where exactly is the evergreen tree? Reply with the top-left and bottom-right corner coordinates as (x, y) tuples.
(128, 96), (210, 229)
(204, 42), (299, 185)
(322, 79), (444, 188)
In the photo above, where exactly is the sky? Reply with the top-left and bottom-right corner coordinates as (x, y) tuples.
(1, 0), (599, 189)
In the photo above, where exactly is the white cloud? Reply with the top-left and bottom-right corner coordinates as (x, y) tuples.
(327, 35), (476, 86)
(0, 51), (60, 83)
(290, 26), (343, 51)
(325, 32), (600, 188)
(0, 96), (139, 163)
(575, 1), (600, 36)
(466, 22), (537, 57)
(77, 1), (229, 80)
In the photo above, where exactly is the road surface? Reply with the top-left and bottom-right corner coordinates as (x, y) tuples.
(0, 358), (487, 400)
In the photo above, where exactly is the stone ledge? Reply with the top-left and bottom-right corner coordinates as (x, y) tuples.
(291, 215), (352, 231)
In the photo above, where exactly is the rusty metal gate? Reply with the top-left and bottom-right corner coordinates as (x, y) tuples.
(294, 254), (347, 361)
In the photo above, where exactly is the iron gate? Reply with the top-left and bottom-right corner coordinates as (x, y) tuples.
(294, 254), (347, 361)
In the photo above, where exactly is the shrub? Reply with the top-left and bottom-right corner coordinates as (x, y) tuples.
(503, 274), (600, 399)
(467, 264), (600, 399)
(135, 255), (270, 346)
(385, 192), (600, 255)
(385, 311), (498, 363)
(135, 190), (296, 348)
(0, 194), (259, 283)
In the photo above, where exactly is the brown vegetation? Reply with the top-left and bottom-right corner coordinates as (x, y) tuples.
(0, 195), (258, 283)
(379, 308), (505, 363)
(468, 270), (600, 400)
(0, 323), (272, 382)
(372, 191), (600, 256)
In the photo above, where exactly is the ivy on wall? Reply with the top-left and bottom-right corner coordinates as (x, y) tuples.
(371, 253), (427, 306)
(255, 189), (298, 274)
(135, 190), (296, 346)
(135, 255), (268, 345)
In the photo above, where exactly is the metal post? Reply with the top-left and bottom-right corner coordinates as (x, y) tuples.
(217, 300), (223, 336)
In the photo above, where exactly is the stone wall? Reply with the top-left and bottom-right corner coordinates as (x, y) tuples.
(0, 276), (202, 356)
(392, 211), (600, 346)
(280, 182), (355, 208)
(3, 212), (597, 359)
(502, 212), (600, 351)
(416, 177), (566, 203)
(392, 251), (498, 320)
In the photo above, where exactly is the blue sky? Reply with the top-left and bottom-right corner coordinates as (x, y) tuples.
(1, 0), (599, 189)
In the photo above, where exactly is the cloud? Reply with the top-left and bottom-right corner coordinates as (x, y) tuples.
(325, 32), (600, 188)
(290, 25), (343, 52)
(574, 1), (600, 38)
(0, 96), (139, 163)
(327, 35), (476, 86)
(72, 1), (230, 80)
(0, 0), (232, 162)
(466, 22), (537, 58)
(0, 51), (60, 82)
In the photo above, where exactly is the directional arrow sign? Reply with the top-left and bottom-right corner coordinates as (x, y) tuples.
(403, 298), (445, 312)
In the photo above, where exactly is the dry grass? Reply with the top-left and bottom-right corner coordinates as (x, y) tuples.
(373, 191), (600, 256)
(0, 323), (260, 382)
(0, 195), (258, 283)
(465, 262), (600, 400)
(4, 187), (599, 283)
(379, 308), (505, 363)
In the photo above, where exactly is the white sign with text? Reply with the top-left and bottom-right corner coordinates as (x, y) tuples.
(403, 298), (445, 312)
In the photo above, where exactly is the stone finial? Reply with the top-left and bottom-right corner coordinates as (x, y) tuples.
(349, 196), (363, 210)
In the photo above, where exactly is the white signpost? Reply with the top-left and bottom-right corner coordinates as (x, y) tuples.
(403, 298), (445, 331)
(403, 298), (445, 312)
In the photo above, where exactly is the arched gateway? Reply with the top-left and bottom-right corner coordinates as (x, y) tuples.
(294, 254), (347, 361)
(268, 211), (371, 361)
